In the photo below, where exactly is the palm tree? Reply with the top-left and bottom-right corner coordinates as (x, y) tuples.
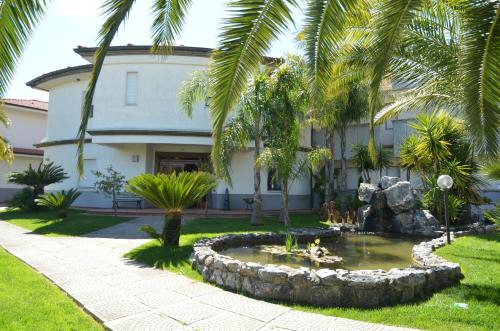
(0, 1), (47, 163)
(372, 0), (500, 156)
(0, 109), (13, 163)
(7, 162), (68, 196)
(179, 70), (272, 225)
(375, 145), (393, 179)
(36, 188), (82, 218)
(207, 0), (499, 167)
(398, 135), (422, 181)
(351, 143), (374, 183)
(127, 172), (216, 246)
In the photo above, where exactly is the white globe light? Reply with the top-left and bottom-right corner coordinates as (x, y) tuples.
(437, 175), (454, 190)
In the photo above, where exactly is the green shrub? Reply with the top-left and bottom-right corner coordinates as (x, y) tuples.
(36, 188), (82, 218)
(9, 187), (36, 210)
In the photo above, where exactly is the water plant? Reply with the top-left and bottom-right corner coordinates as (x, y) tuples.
(285, 232), (299, 253)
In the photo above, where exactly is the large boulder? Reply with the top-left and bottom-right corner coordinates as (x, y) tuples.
(358, 183), (379, 203)
(394, 212), (414, 234)
(380, 176), (400, 190)
(383, 181), (415, 214)
(413, 209), (440, 236)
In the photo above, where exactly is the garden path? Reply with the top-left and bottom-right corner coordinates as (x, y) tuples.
(0, 217), (418, 331)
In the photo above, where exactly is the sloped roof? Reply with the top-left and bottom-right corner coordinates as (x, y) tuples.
(2, 99), (48, 112)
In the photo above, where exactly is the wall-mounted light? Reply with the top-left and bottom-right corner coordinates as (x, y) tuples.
(131, 155), (139, 162)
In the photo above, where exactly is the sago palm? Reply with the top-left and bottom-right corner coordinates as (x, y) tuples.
(7, 162), (68, 196)
(36, 188), (82, 218)
(127, 172), (216, 246)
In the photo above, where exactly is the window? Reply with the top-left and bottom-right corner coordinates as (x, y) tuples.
(385, 119), (393, 130)
(79, 159), (97, 188)
(125, 72), (138, 105)
(81, 91), (94, 117)
(267, 169), (281, 191)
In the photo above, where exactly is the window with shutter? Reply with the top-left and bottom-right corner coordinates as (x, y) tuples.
(125, 72), (138, 105)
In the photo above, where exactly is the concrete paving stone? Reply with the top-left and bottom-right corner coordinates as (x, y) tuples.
(99, 272), (144, 286)
(105, 311), (189, 331)
(267, 310), (341, 330)
(112, 277), (172, 295)
(229, 298), (290, 323)
(135, 289), (190, 309)
(169, 280), (221, 298)
(189, 311), (265, 331)
(197, 291), (252, 310)
(87, 298), (151, 322)
(71, 288), (131, 306)
(157, 300), (223, 325)
(58, 277), (110, 293)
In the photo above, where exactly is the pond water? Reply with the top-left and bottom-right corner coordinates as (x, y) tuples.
(219, 234), (423, 271)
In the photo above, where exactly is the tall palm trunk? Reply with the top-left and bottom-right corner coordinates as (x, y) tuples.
(162, 212), (182, 246)
(339, 128), (348, 192)
(406, 169), (411, 181)
(251, 133), (264, 225)
(324, 130), (335, 202)
(279, 180), (290, 226)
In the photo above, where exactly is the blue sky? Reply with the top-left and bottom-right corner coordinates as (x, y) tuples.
(7, 0), (303, 101)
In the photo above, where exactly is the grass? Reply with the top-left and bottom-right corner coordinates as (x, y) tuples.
(125, 213), (328, 281)
(0, 247), (103, 331)
(126, 215), (499, 331)
(0, 208), (130, 236)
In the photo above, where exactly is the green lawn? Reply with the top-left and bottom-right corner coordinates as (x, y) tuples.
(0, 208), (130, 236)
(0, 247), (103, 331)
(126, 215), (499, 331)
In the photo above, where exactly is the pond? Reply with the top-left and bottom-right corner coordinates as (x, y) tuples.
(219, 234), (423, 270)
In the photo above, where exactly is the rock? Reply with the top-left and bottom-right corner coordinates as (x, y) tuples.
(380, 176), (400, 189)
(358, 183), (379, 203)
(413, 209), (440, 236)
(257, 266), (289, 282)
(384, 181), (415, 214)
(394, 212), (414, 234)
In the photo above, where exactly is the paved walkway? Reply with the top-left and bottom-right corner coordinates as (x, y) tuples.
(0, 217), (417, 331)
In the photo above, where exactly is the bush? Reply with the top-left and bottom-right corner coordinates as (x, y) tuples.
(35, 188), (82, 218)
(7, 162), (68, 196)
(9, 187), (36, 210)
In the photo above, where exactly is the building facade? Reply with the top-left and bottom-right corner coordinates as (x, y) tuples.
(0, 99), (47, 202)
(27, 45), (312, 209)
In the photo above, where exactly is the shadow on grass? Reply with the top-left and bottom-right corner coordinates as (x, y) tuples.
(126, 244), (192, 269)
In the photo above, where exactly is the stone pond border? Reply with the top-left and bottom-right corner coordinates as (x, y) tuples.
(191, 224), (496, 308)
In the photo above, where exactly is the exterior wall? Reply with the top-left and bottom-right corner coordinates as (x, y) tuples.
(0, 105), (46, 148)
(0, 104), (46, 201)
(0, 155), (43, 202)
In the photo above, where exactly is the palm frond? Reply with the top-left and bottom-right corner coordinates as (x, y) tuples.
(481, 159), (500, 181)
(36, 188), (82, 216)
(151, 0), (193, 53)
(178, 70), (209, 117)
(303, 0), (368, 98)
(0, 0), (47, 97)
(0, 108), (10, 127)
(0, 135), (13, 164)
(78, 0), (136, 176)
(209, 0), (296, 176)
(126, 172), (216, 212)
(460, 1), (500, 155)
(367, 0), (422, 160)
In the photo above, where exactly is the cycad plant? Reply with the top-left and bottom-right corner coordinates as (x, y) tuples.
(127, 172), (216, 246)
(36, 188), (82, 218)
(7, 162), (68, 197)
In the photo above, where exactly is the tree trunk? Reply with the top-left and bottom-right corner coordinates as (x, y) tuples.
(406, 169), (411, 181)
(339, 128), (348, 193)
(324, 130), (335, 202)
(251, 133), (264, 225)
(162, 212), (182, 246)
(279, 181), (290, 226)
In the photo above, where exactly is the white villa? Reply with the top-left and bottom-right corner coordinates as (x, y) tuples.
(23, 45), (499, 209)
(0, 99), (47, 202)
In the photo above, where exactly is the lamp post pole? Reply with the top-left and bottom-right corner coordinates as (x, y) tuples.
(437, 174), (453, 245)
(443, 188), (450, 244)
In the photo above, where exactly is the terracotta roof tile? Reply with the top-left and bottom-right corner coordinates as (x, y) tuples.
(2, 99), (48, 112)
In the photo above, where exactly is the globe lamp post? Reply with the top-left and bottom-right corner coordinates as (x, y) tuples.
(437, 174), (454, 244)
